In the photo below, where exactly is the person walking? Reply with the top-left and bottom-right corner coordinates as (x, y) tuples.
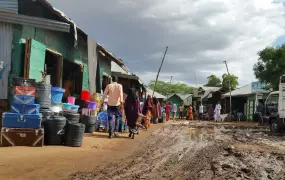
(214, 102), (222, 122)
(172, 103), (177, 121)
(124, 88), (141, 139)
(142, 95), (153, 129)
(178, 105), (184, 119)
(100, 76), (124, 139)
(188, 105), (193, 120)
(199, 104), (204, 120)
(165, 102), (172, 121)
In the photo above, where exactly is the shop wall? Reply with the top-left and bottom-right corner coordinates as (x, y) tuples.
(99, 54), (111, 89)
(99, 56), (111, 76)
(15, 0), (89, 90)
(167, 95), (182, 107)
(9, 24), (89, 102)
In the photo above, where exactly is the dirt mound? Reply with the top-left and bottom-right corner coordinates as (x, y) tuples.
(70, 122), (285, 180)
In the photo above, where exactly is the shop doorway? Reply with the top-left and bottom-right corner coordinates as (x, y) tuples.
(45, 49), (62, 87)
(62, 60), (83, 100)
(102, 75), (110, 91)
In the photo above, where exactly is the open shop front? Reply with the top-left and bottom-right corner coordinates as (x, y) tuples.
(62, 60), (83, 101)
(111, 71), (146, 99)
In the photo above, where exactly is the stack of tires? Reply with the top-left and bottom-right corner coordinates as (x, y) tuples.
(81, 115), (96, 133)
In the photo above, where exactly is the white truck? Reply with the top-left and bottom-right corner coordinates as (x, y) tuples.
(264, 75), (285, 132)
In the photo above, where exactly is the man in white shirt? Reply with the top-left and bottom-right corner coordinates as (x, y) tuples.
(100, 76), (124, 139)
(214, 102), (222, 122)
(199, 104), (204, 120)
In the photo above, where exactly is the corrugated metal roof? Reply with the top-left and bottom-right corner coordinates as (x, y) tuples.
(0, 10), (70, 32)
(146, 88), (166, 99)
(111, 61), (129, 74)
(0, 0), (18, 14)
(200, 86), (222, 92)
(223, 84), (269, 97)
(168, 93), (192, 100)
(0, 22), (12, 99)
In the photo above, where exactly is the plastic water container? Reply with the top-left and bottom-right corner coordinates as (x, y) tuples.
(71, 105), (79, 112)
(62, 103), (72, 110)
(81, 90), (90, 101)
(87, 102), (97, 110)
(51, 87), (65, 103)
(67, 97), (76, 105)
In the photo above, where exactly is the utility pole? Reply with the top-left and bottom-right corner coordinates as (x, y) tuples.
(194, 72), (198, 88)
(152, 46), (168, 97)
(224, 61), (232, 121)
(166, 76), (173, 99)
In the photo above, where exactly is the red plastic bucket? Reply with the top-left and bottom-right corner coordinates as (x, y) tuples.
(81, 90), (90, 101)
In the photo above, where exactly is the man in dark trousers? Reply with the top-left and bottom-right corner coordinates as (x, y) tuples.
(100, 76), (124, 139)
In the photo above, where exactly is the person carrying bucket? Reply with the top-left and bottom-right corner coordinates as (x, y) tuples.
(99, 76), (124, 139)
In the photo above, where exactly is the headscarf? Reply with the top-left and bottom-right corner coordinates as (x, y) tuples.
(153, 97), (159, 105)
(142, 95), (153, 114)
(127, 88), (137, 102)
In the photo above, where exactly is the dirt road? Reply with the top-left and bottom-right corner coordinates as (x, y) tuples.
(0, 122), (165, 180)
(70, 121), (285, 180)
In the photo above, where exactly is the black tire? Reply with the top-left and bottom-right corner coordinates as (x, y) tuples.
(62, 112), (80, 124)
(270, 118), (279, 133)
(65, 123), (85, 147)
(81, 115), (96, 125)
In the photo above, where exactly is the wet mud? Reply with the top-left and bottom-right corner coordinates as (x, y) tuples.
(70, 121), (285, 180)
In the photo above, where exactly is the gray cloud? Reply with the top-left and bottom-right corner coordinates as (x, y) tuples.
(49, 0), (285, 86)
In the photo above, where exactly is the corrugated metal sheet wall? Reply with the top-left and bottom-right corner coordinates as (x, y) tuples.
(0, 22), (12, 99)
(0, 0), (18, 13)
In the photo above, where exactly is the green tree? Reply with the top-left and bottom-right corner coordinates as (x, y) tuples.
(253, 45), (285, 90)
(205, 75), (222, 87)
(148, 80), (194, 96)
(222, 74), (239, 90)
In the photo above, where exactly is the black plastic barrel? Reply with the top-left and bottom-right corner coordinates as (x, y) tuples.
(62, 112), (80, 124)
(36, 83), (51, 109)
(65, 123), (85, 147)
(12, 77), (35, 87)
(44, 115), (66, 145)
(80, 115), (96, 133)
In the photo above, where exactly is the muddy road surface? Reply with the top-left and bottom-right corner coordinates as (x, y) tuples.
(70, 121), (285, 180)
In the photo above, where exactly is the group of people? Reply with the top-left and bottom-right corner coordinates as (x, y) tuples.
(100, 76), (162, 139)
(99, 76), (223, 139)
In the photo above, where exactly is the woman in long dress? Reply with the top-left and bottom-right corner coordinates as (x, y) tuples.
(165, 102), (172, 121)
(124, 88), (141, 139)
(152, 97), (161, 124)
(188, 105), (193, 120)
(142, 95), (153, 129)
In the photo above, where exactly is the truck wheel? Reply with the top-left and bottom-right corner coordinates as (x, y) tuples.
(270, 119), (279, 133)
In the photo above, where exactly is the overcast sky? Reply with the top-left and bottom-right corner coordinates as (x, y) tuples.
(49, 0), (285, 87)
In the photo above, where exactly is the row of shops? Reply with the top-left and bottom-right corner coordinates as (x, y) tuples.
(0, 0), (147, 115)
(190, 82), (269, 121)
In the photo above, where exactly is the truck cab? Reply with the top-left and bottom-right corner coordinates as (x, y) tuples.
(267, 75), (285, 132)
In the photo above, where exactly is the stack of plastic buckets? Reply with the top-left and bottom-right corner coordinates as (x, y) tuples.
(50, 87), (65, 113)
(80, 90), (97, 133)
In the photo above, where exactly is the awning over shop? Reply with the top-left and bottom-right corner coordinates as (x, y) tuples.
(222, 83), (269, 98)
(111, 72), (139, 80)
(0, 9), (70, 32)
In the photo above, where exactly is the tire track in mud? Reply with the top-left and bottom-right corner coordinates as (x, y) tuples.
(70, 122), (285, 180)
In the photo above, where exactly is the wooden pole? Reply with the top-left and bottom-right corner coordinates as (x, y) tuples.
(224, 61), (232, 121)
(152, 46), (168, 97)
